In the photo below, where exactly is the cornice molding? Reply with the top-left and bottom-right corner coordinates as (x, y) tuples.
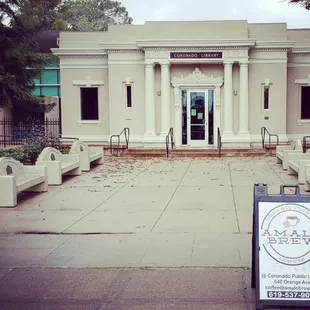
(254, 41), (295, 50)
(136, 39), (256, 49)
(290, 47), (310, 56)
(254, 48), (290, 52)
(106, 49), (143, 53)
(51, 48), (107, 58)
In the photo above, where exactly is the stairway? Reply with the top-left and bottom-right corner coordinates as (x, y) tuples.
(119, 148), (271, 158)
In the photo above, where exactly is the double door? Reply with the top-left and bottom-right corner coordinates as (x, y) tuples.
(182, 89), (215, 147)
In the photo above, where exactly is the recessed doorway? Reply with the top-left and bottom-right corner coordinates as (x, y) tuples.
(181, 89), (215, 147)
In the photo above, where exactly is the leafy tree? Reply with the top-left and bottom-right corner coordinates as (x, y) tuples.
(0, 0), (54, 112)
(288, 0), (310, 9)
(18, 0), (62, 31)
(56, 0), (133, 31)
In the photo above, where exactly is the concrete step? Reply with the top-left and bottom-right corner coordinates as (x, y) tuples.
(120, 148), (270, 158)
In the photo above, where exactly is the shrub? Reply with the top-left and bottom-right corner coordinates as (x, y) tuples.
(0, 147), (28, 164)
(22, 123), (61, 164)
(59, 147), (70, 154)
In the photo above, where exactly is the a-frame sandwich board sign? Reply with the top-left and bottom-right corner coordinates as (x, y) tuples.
(252, 184), (310, 310)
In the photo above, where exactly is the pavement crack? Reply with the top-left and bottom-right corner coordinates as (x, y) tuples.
(228, 162), (240, 233)
(61, 159), (154, 233)
(149, 159), (193, 233)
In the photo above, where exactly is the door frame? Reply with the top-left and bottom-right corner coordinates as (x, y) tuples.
(171, 68), (224, 148)
(187, 89), (208, 147)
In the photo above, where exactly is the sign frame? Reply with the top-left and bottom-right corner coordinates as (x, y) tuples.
(170, 52), (223, 59)
(252, 184), (310, 310)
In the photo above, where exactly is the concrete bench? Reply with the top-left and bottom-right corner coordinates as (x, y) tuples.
(36, 147), (81, 185)
(70, 140), (104, 172)
(0, 157), (47, 207)
(305, 165), (310, 191)
(288, 155), (310, 184)
(276, 139), (303, 170)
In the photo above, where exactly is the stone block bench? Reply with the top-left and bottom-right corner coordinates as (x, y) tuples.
(36, 147), (81, 185)
(70, 140), (104, 172)
(276, 139), (303, 170)
(304, 165), (310, 191)
(287, 151), (310, 184)
(0, 157), (47, 207)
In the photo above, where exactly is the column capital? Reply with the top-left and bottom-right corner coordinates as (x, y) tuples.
(159, 61), (171, 67)
(223, 60), (234, 66)
(239, 61), (249, 67)
(144, 60), (155, 67)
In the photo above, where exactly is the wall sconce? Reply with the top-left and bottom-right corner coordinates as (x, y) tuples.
(157, 90), (161, 96)
(233, 90), (238, 96)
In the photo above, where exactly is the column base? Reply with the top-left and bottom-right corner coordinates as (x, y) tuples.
(221, 132), (252, 148)
(221, 132), (235, 143)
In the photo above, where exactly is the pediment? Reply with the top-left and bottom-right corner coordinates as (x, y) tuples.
(171, 68), (223, 87)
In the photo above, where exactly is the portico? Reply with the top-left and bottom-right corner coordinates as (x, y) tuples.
(143, 47), (252, 147)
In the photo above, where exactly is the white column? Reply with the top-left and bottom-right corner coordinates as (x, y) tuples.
(223, 61), (234, 136)
(160, 62), (171, 136)
(173, 86), (181, 147)
(239, 62), (249, 135)
(144, 61), (156, 137)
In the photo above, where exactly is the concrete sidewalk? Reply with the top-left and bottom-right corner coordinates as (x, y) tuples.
(0, 267), (307, 310)
(0, 156), (307, 269)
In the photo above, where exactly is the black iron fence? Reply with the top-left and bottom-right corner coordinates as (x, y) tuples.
(0, 118), (61, 147)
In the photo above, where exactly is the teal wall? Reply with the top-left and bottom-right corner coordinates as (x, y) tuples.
(33, 59), (60, 97)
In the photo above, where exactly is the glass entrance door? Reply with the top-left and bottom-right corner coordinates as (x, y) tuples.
(187, 91), (207, 146)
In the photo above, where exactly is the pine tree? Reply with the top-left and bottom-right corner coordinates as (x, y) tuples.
(288, 0), (310, 9)
(0, 0), (53, 113)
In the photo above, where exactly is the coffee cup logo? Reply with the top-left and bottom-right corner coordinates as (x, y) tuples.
(283, 215), (300, 228)
(260, 203), (310, 266)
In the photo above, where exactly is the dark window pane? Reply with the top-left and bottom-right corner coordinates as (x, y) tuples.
(208, 89), (214, 145)
(301, 86), (310, 120)
(80, 88), (99, 120)
(264, 87), (269, 110)
(126, 85), (132, 107)
(182, 90), (187, 145)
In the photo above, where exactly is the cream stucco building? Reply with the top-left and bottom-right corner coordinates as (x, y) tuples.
(52, 20), (310, 148)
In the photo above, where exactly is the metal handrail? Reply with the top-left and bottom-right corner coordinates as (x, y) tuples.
(109, 127), (130, 156)
(303, 136), (310, 153)
(166, 128), (174, 158)
(261, 127), (279, 154)
(217, 127), (222, 158)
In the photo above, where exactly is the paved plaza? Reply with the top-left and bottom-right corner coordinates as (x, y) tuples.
(0, 156), (306, 269)
(0, 156), (310, 310)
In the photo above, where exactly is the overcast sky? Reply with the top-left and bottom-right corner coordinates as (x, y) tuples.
(120, 0), (310, 29)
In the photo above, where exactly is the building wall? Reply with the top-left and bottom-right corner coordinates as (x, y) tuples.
(287, 66), (310, 135)
(53, 20), (310, 146)
(0, 107), (11, 119)
(108, 63), (145, 137)
(60, 68), (109, 138)
(248, 62), (288, 138)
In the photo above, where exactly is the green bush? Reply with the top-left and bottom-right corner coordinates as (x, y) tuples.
(0, 147), (28, 164)
(22, 123), (61, 164)
(0, 123), (63, 164)
(59, 147), (70, 154)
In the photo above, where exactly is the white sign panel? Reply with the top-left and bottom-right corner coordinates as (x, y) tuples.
(258, 202), (310, 301)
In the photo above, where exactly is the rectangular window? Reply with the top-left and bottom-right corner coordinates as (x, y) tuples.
(264, 86), (270, 110)
(41, 70), (58, 84)
(80, 87), (99, 120)
(126, 85), (132, 108)
(301, 86), (310, 120)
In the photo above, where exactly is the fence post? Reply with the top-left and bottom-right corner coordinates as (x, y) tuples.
(3, 117), (6, 148)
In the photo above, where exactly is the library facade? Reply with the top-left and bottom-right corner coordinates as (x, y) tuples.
(52, 20), (310, 147)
